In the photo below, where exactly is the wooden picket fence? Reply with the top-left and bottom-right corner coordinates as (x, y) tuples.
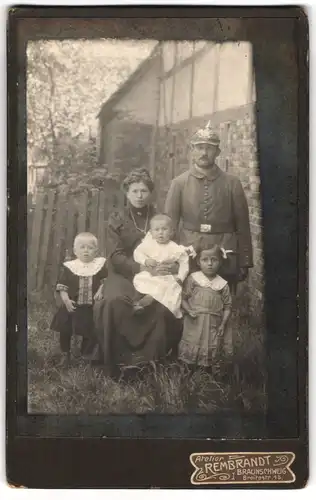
(28, 187), (124, 291)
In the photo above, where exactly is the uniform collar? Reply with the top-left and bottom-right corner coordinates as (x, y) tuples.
(190, 163), (222, 181)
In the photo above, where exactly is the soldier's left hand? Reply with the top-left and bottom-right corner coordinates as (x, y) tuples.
(238, 267), (249, 281)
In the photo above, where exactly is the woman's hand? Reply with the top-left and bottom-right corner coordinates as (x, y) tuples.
(238, 267), (249, 281)
(155, 260), (179, 276)
(140, 260), (179, 276)
(94, 286), (104, 302)
(145, 258), (158, 267)
(140, 263), (158, 275)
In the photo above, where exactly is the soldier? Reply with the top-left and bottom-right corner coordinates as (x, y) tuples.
(164, 121), (253, 292)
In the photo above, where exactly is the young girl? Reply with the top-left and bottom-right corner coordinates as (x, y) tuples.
(50, 232), (107, 365)
(133, 214), (195, 318)
(178, 244), (232, 369)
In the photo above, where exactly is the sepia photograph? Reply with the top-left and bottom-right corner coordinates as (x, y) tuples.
(27, 38), (265, 420)
(7, 7), (308, 488)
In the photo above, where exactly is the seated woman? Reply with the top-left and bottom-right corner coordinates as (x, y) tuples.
(93, 168), (182, 377)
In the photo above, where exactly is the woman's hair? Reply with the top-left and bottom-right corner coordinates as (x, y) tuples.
(121, 167), (154, 193)
(195, 242), (223, 262)
(73, 232), (98, 250)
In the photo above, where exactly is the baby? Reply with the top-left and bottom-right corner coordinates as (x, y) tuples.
(133, 214), (194, 318)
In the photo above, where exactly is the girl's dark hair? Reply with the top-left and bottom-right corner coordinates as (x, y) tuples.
(122, 167), (154, 193)
(195, 242), (223, 261)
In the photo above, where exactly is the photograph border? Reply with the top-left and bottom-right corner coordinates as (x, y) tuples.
(7, 5), (308, 488)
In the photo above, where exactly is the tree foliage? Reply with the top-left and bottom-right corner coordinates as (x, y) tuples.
(27, 40), (140, 193)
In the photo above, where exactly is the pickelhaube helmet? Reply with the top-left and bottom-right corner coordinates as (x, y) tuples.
(190, 121), (220, 146)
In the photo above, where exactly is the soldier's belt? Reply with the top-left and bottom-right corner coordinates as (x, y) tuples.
(183, 222), (235, 234)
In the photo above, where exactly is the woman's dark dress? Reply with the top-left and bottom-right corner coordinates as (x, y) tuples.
(93, 205), (182, 375)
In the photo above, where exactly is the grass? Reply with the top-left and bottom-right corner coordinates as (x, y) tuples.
(27, 290), (266, 415)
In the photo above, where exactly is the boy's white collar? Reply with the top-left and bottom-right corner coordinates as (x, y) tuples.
(64, 257), (106, 277)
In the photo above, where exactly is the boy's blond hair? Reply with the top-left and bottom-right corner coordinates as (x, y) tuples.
(73, 232), (98, 251)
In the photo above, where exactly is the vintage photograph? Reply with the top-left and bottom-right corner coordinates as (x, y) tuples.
(27, 38), (265, 417)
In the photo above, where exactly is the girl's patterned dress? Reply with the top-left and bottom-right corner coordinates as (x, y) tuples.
(50, 257), (107, 353)
(178, 271), (232, 367)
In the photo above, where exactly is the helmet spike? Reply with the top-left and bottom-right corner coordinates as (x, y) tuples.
(190, 121), (220, 146)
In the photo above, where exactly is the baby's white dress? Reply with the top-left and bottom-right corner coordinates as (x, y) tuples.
(133, 232), (190, 318)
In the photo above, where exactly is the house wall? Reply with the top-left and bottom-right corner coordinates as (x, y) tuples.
(111, 57), (160, 126)
(161, 41), (207, 73)
(216, 42), (252, 111)
(100, 41), (253, 164)
(192, 47), (217, 118)
(99, 54), (161, 168)
(159, 42), (252, 126)
(169, 63), (192, 123)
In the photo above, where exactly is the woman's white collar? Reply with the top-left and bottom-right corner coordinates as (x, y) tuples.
(191, 271), (227, 290)
(64, 257), (106, 277)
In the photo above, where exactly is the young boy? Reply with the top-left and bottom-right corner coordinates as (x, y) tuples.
(50, 232), (107, 365)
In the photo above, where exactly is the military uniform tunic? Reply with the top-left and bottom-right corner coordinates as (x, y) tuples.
(164, 164), (253, 279)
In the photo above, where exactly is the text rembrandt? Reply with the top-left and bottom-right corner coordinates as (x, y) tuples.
(196, 456), (277, 474)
